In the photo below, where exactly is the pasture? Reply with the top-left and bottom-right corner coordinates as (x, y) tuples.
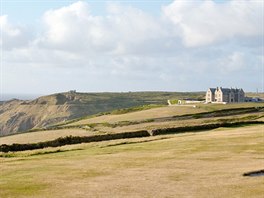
(0, 125), (263, 197)
(0, 103), (263, 145)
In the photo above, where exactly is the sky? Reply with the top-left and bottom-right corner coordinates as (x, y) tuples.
(0, 0), (263, 98)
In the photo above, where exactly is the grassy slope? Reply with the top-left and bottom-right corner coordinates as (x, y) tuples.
(94, 112), (263, 134)
(0, 105), (203, 144)
(0, 92), (204, 136)
(0, 125), (263, 197)
(66, 102), (264, 125)
(66, 105), (206, 126)
(56, 102), (264, 135)
(246, 92), (264, 99)
(0, 103), (263, 145)
(1, 90), (259, 136)
(195, 102), (264, 111)
(0, 128), (97, 145)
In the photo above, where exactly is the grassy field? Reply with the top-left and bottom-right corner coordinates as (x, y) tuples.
(91, 112), (263, 134)
(246, 92), (264, 99)
(0, 128), (99, 145)
(66, 102), (264, 126)
(66, 105), (206, 126)
(195, 102), (264, 111)
(58, 103), (264, 135)
(0, 125), (263, 197)
(0, 103), (263, 145)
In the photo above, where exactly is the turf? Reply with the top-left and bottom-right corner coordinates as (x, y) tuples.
(0, 125), (263, 197)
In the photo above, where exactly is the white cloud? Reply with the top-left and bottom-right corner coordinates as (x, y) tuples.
(163, 0), (263, 47)
(0, 15), (31, 49)
(1, 1), (263, 94)
(35, 1), (166, 55)
(218, 52), (246, 73)
(0, 15), (20, 36)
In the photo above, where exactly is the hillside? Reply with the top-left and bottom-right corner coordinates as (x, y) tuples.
(0, 91), (204, 136)
(1, 102), (263, 146)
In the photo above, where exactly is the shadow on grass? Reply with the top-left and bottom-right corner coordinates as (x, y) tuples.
(0, 148), (84, 158)
(243, 169), (264, 177)
(100, 137), (171, 148)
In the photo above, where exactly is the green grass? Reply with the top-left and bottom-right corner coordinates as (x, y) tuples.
(0, 182), (49, 197)
(0, 175), (50, 197)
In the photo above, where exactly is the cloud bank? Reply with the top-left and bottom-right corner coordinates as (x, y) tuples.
(1, 0), (263, 94)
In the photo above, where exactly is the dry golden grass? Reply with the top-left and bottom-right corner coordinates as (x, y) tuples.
(80, 112), (264, 134)
(196, 102), (264, 111)
(0, 128), (97, 145)
(0, 104), (263, 145)
(0, 125), (263, 197)
(65, 103), (264, 128)
(246, 93), (264, 99)
(67, 106), (206, 126)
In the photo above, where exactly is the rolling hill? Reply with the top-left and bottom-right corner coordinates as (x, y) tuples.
(0, 91), (205, 136)
(1, 101), (263, 147)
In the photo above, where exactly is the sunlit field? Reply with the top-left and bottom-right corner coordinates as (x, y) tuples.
(1, 125), (263, 198)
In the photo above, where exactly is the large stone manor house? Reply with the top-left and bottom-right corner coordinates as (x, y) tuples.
(206, 87), (245, 103)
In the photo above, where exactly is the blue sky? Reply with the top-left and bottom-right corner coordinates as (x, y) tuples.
(2, 1), (173, 23)
(0, 0), (263, 97)
(2, 0), (228, 24)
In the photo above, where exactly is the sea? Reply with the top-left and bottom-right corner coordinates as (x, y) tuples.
(0, 94), (41, 101)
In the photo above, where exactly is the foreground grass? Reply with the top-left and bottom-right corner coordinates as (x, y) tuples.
(0, 125), (263, 198)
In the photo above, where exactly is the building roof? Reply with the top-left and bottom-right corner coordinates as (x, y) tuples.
(220, 88), (231, 94)
(219, 87), (244, 94)
(208, 87), (244, 94)
(209, 88), (216, 92)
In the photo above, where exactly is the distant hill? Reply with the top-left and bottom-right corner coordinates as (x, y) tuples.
(0, 91), (204, 136)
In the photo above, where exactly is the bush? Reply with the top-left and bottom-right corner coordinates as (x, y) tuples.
(150, 121), (263, 136)
(0, 131), (150, 152)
